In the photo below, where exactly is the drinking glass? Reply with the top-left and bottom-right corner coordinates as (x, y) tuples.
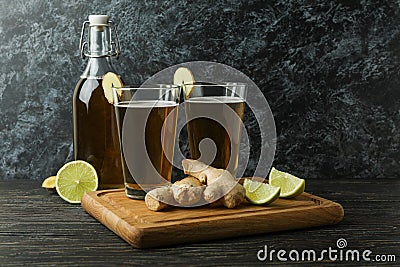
(113, 85), (180, 199)
(183, 82), (247, 176)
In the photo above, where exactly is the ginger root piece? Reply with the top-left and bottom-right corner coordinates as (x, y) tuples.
(145, 177), (204, 211)
(174, 176), (202, 187)
(145, 187), (174, 211)
(146, 160), (246, 211)
(172, 176), (204, 206)
(216, 183), (246, 208)
(181, 159), (223, 184)
(182, 159), (245, 208)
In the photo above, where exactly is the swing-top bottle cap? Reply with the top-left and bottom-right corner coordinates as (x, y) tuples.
(80, 15), (120, 59)
(89, 15), (109, 26)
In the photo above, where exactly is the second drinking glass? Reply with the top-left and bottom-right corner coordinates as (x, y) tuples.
(183, 82), (247, 177)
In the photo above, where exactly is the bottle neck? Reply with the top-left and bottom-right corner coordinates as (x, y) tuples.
(81, 57), (115, 79)
(80, 24), (118, 79)
(88, 25), (112, 57)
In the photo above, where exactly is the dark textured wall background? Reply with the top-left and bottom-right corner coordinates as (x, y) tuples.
(0, 0), (399, 180)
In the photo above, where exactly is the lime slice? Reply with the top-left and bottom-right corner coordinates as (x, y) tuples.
(102, 72), (123, 104)
(42, 176), (56, 191)
(173, 67), (195, 98)
(243, 178), (280, 205)
(269, 167), (305, 198)
(56, 160), (98, 204)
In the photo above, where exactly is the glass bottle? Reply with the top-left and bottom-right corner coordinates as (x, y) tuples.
(73, 15), (123, 189)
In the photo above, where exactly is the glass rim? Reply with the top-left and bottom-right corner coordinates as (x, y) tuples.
(112, 84), (179, 91)
(181, 82), (247, 87)
(112, 82), (247, 90)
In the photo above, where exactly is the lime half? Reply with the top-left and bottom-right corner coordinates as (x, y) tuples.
(269, 167), (305, 198)
(243, 179), (280, 205)
(56, 160), (98, 204)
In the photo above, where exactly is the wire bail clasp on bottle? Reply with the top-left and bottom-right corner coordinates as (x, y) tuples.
(79, 19), (121, 59)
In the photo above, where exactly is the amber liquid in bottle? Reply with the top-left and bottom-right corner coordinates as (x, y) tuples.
(73, 77), (124, 189)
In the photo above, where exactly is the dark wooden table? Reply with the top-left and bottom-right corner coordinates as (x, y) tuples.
(1, 179), (399, 266)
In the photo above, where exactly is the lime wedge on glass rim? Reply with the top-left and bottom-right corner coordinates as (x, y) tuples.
(243, 179), (280, 205)
(269, 167), (305, 198)
(56, 160), (98, 204)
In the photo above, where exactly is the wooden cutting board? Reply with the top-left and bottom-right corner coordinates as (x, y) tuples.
(81, 188), (344, 248)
